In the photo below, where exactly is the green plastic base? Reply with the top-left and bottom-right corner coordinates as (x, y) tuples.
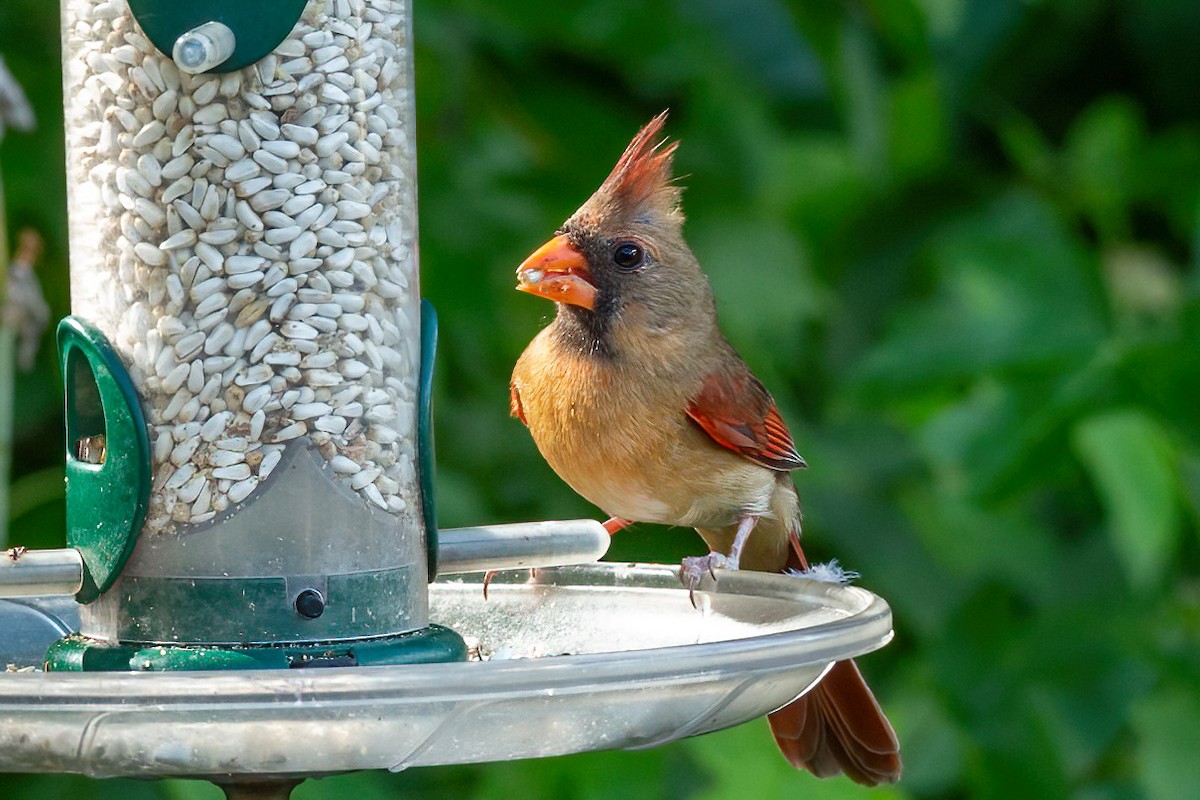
(44, 625), (468, 671)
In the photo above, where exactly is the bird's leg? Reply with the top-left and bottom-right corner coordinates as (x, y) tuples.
(788, 529), (809, 570)
(679, 515), (759, 605)
(603, 517), (632, 535)
(726, 515), (758, 571)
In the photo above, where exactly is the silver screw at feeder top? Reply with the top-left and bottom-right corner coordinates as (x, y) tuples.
(172, 21), (236, 74)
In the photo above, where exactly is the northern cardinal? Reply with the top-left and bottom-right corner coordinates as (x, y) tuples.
(508, 112), (901, 785)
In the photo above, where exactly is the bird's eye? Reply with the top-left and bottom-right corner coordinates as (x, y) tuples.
(612, 241), (645, 271)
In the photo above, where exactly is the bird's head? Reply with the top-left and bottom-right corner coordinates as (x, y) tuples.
(516, 111), (713, 352)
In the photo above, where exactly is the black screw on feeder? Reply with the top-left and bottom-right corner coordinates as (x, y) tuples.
(293, 589), (324, 620)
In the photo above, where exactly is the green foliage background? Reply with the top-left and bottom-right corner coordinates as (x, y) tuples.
(3, 0), (1199, 797)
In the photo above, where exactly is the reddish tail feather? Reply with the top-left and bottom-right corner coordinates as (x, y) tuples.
(769, 538), (902, 785)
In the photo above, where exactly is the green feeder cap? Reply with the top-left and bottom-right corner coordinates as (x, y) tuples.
(58, 317), (152, 603)
(128, 0), (308, 74)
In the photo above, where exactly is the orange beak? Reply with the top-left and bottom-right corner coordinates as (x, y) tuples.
(515, 234), (597, 310)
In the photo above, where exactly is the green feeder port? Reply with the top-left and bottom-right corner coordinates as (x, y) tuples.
(59, 317), (152, 604)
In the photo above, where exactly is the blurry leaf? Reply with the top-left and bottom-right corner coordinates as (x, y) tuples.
(819, 175), (971, 374)
(1027, 658), (1156, 780)
(1133, 685), (1200, 800)
(888, 69), (947, 180)
(295, 764), (479, 799)
(7, 464), (62, 521)
(915, 344), (1119, 502)
(995, 108), (1058, 187)
(917, 378), (1023, 495)
(837, 16), (889, 183)
(969, 734), (1070, 800)
(471, 745), (683, 800)
(929, 588), (1073, 800)
(801, 421), (961, 639)
(686, 720), (910, 800)
(11, 342), (64, 438)
(689, 197), (827, 399)
(898, 483), (1060, 600)
(0, 776), (169, 800)
(855, 191), (1106, 389)
(1135, 127), (1200, 246)
(1102, 245), (1183, 326)
(1099, 322), (1200, 445)
(5, 491), (64, 549)
(684, 0), (826, 101)
(691, 216), (825, 348)
(434, 467), (492, 529)
(1065, 97), (1143, 242)
(1119, 0), (1200, 121)
(1178, 451), (1200, 534)
(759, 133), (867, 251)
(931, 0), (1025, 103)
(159, 780), (222, 800)
(918, 0), (967, 41)
(882, 682), (968, 795)
(863, 0), (930, 64)
(1072, 410), (1181, 588)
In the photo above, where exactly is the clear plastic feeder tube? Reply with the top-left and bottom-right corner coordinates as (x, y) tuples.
(60, 0), (429, 645)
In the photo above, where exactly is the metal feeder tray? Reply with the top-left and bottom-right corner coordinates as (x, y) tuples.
(0, 563), (892, 781)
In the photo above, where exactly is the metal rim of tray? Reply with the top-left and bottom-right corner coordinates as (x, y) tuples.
(0, 563), (894, 777)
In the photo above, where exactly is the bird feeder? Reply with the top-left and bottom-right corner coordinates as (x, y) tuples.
(0, 0), (895, 795)
(50, 0), (479, 669)
(4, 0), (616, 670)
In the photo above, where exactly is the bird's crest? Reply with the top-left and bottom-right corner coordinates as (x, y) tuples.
(592, 110), (681, 221)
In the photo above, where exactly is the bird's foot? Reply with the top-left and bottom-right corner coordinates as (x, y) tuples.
(482, 568), (538, 601)
(679, 551), (729, 607)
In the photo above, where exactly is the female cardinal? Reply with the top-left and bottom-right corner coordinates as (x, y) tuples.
(509, 112), (901, 785)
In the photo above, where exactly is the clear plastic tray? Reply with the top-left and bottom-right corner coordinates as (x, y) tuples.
(0, 564), (892, 779)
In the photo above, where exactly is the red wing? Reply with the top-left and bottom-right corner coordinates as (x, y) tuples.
(509, 381), (527, 426)
(686, 368), (806, 471)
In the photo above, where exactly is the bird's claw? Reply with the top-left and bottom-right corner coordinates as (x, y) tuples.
(679, 552), (727, 607)
(482, 570), (498, 601)
(482, 567), (539, 600)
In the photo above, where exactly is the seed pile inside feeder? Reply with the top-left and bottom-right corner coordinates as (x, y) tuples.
(62, 0), (420, 532)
